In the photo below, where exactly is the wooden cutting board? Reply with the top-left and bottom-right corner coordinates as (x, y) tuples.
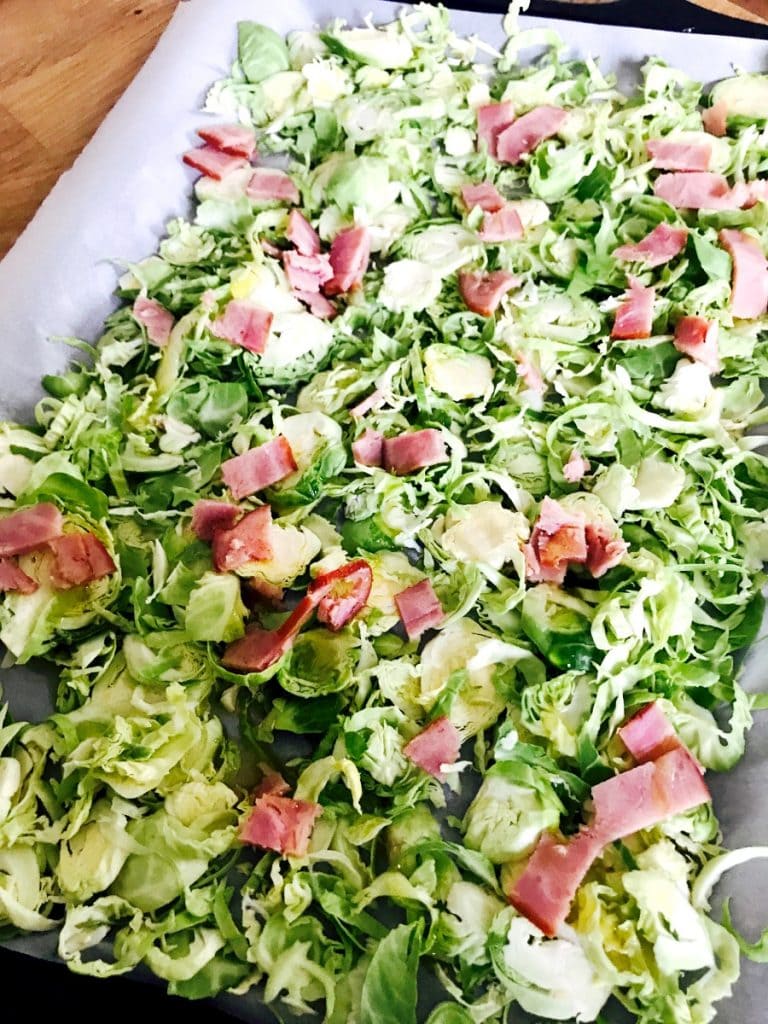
(1, 0), (766, 257)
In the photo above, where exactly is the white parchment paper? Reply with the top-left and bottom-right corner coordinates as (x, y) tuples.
(1, 2), (768, 1020)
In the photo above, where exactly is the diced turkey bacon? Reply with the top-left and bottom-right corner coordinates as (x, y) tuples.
(261, 239), (283, 259)
(222, 437), (297, 500)
(646, 139), (712, 171)
(352, 429), (384, 467)
(197, 123), (257, 158)
(246, 168), (300, 205)
(403, 717), (461, 781)
(744, 180), (768, 209)
(183, 145), (248, 180)
(476, 101), (516, 157)
(282, 251), (333, 294)
(350, 389), (385, 419)
(563, 450), (590, 483)
(516, 353), (545, 395)
(496, 106), (568, 165)
(458, 270), (520, 316)
(584, 522), (627, 578)
(211, 506), (273, 572)
(507, 830), (603, 938)
(0, 503), (63, 558)
(191, 499), (241, 541)
(394, 578), (445, 641)
(309, 558), (373, 631)
(0, 557), (37, 594)
(613, 223), (688, 268)
(382, 429), (448, 476)
(211, 300), (273, 354)
(719, 228), (768, 319)
(240, 793), (322, 856)
(653, 746), (711, 817)
(254, 772), (291, 798)
(48, 533), (115, 589)
(524, 498), (588, 586)
(461, 181), (505, 213)
(618, 702), (682, 764)
(478, 207), (524, 243)
(591, 747), (710, 844)
(294, 290), (336, 319)
(702, 100), (728, 138)
(324, 227), (371, 296)
(611, 278), (655, 340)
(653, 171), (736, 210)
(133, 297), (174, 347)
(673, 316), (720, 372)
(286, 209), (321, 256)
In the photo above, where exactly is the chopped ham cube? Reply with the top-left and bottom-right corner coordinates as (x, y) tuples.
(246, 168), (300, 205)
(350, 389), (385, 419)
(458, 270), (520, 316)
(282, 251), (333, 294)
(646, 139), (712, 171)
(476, 101), (516, 157)
(309, 558), (373, 631)
(403, 717), (461, 781)
(197, 123), (257, 158)
(325, 227), (371, 296)
(524, 498), (588, 586)
(240, 793), (322, 856)
(461, 181), (505, 213)
(294, 290), (336, 319)
(673, 316), (720, 372)
(507, 830), (603, 938)
(618, 702), (682, 764)
(212, 506), (273, 572)
(183, 145), (248, 180)
(49, 533), (115, 589)
(478, 207), (524, 243)
(211, 300), (273, 354)
(702, 100), (728, 138)
(286, 209), (321, 256)
(0, 504), (63, 558)
(591, 747), (710, 844)
(584, 522), (627, 578)
(719, 228), (768, 320)
(563, 450), (590, 483)
(611, 278), (655, 340)
(382, 429), (448, 476)
(613, 223), (688, 269)
(352, 429), (384, 467)
(0, 557), (37, 594)
(653, 171), (738, 210)
(394, 578), (445, 641)
(191, 499), (241, 541)
(133, 297), (174, 347)
(222, 437), (297, 500)
(496, 106), (567, 165)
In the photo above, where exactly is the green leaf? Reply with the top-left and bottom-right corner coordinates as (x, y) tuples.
(692, 231), (732, 281)
(360, 920), (423, 1024)
(24, 472), (108, 520)
(425, 1005), (474, 1024)
(722, 898), (768, 962)
(237, 22), (289, 84)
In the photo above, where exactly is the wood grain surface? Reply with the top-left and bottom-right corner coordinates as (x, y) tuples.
(1, 0), (766, 258)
